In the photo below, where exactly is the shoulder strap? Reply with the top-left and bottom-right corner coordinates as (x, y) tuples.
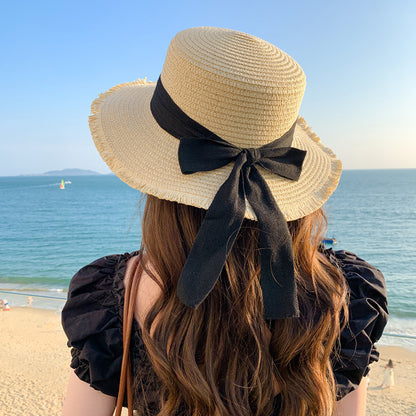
(115, 255), (143, 416)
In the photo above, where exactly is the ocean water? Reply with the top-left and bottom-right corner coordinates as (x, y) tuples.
(324, 169), (416, 347)
(0, 171), (415, 346)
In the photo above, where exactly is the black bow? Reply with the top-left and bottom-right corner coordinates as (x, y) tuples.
(150, 78), (306, 319)
(176, 123), (306, 319)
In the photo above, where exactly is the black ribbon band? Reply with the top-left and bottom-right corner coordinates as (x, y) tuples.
(150, 78), (306, 319)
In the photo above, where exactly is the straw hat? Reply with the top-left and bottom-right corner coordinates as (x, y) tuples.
(89, 26), (341, 222)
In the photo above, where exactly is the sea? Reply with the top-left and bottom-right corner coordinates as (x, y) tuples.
(0, 170), (415, 348)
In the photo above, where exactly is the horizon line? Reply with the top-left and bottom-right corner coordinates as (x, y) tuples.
(1, 167), (416, 178)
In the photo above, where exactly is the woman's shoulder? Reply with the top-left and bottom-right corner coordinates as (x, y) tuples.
(323, 248), (389, 399)
(61, 251), (140, 397)
(66, 252), (134, 289)
(62, 253), (137, 320)
(324, 248), (388, 337)
(324, 249), (386, 289)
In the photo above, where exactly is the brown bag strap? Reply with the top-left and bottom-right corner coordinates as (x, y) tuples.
(115, 255), (142, 416)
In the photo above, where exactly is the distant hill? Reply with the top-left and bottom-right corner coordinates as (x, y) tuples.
(43, 169), (102, 176)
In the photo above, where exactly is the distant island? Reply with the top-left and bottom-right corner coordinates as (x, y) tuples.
(43, 169), (103, 176)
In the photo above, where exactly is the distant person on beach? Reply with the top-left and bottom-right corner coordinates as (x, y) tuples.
(61, 27), (388, 416)
(381, 360), (395, 388)
(1, 299), (10, 311)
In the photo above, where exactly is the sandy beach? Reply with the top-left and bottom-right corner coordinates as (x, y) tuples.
(0, 307), (415, 416)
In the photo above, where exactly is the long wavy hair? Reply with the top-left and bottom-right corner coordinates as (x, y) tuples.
(132, 195), (348, 416)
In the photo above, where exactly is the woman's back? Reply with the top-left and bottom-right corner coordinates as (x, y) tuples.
(62, 202), (387, 415)
(126, 253), (283, 395)
(62, 246), (387, 415)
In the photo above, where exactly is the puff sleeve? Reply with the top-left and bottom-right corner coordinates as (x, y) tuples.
(61, 253), (131, 397)
(326, 249), (389, 399)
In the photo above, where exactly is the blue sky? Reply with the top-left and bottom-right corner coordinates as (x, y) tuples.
(1, 0), (415, 175)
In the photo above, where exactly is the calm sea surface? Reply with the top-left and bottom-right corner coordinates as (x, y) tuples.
(0, 170), (415, 346)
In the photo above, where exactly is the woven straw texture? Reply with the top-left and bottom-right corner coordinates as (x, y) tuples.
(89, 27), (342, 221)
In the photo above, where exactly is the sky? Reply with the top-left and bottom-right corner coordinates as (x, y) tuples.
(0, 0), (415, 176)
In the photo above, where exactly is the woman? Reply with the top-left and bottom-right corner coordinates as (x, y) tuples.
(61, 27), (388, 415)
(381, 360), (395, 389)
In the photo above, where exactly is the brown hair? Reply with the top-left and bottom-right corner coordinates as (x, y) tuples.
(133, 195), (347, 416)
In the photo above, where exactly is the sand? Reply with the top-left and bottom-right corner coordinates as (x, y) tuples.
(366, 346), (416, 415)
(0, 307), (415, 416)
(0, 308), (68, 416)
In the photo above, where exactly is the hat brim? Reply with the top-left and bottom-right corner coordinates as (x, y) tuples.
(89, 81), (341, 221)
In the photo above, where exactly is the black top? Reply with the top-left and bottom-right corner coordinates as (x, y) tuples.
(62, 249), (388, 414)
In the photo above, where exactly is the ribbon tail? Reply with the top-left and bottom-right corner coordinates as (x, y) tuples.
(176, 155), (247, 309)
(245, 167), (300, 319)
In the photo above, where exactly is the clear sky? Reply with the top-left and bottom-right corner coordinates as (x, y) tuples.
(1, 0), (415, 176)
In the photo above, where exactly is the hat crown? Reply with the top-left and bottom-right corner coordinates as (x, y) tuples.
(160, 27), (306, 147)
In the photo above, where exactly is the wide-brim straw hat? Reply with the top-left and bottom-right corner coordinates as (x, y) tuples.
(89, 26), (341, 221)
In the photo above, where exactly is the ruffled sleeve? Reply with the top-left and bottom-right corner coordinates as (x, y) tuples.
(325, 249), (389, 399)
(61, 253), (132, 397)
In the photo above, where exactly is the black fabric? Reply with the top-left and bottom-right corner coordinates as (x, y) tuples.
(62, 249), (388, 413)
(150, 78), (306, 319)
(150, 77), (215, 141)
(61, 252), (142, 403)
(326, 249), (389, 399)
(61, 254), (126, 397)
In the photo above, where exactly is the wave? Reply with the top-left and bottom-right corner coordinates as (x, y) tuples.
(0, 281), (68, 293)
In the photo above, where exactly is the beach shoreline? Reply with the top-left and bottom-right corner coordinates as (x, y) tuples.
(1, 307), (415, 415)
